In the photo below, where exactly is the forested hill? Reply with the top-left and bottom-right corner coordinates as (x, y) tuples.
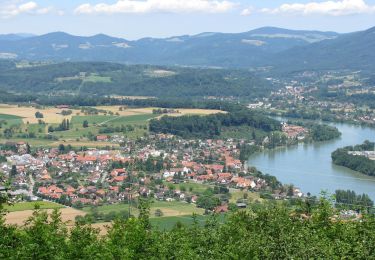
(0, 61), (272, 98)
(0, 27), (339, 68)
(273, 27), (375, 72)
(1, 27), (375, 71)
(150, 111), (281, 138)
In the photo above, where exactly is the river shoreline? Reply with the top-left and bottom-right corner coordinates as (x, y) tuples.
(248, 120), (375, 200)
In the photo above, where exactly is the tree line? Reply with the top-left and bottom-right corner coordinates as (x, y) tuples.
(2, 195), (375, 258)
(332, 141), (375, 176)
(149, 110), (281, 139)
(335, 189), (374, 212)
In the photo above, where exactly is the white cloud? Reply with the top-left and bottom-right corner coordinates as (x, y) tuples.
(74, 0), (236, 15)
(261, 0), (375, 16)
(240, 7), (253, 16)
(0, 1), (57, 18)
(18, 2), (37, 12)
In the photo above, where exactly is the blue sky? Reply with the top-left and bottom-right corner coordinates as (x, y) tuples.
(1, 0), (375, 39)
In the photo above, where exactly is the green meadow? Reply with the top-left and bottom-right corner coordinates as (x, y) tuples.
(5, 201), (64, 212)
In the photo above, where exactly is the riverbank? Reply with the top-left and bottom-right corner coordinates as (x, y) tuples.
(332, 141), (375, 177)
(248, 120), (375, 200)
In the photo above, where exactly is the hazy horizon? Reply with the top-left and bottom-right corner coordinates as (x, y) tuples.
(0, 0), (375, 40)
(1, 24), (372, 41)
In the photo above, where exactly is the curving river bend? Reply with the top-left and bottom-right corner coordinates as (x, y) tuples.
(248, 122), (375, 199)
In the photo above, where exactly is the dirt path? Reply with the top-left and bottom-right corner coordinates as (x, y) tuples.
(28, 174), (35, 197)
(98, 116), (121, 126)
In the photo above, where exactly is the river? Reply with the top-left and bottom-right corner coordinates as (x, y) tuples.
(248, 122), (375, 199)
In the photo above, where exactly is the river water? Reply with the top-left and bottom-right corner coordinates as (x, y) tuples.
(248, 122), (375, 199)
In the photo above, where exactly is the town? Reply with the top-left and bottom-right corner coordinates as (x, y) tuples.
(1, 134), (304, 217)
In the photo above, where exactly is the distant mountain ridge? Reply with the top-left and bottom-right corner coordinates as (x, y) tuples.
(273, 26), (375, 71)
(0, 26), (374, 71)
(0, 33), (35, 41)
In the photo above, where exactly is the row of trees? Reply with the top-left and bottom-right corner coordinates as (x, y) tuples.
(331, 141), (375, 176)
(48, 119), (70, 132)
(335, 189), (374, 212)
(239, 144), (261, 163)
(2, 196), (375, 259)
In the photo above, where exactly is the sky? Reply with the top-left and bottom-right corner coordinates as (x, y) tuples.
(0, 0), (375, 39)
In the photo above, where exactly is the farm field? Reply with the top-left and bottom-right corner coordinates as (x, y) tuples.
(0, 113), (23, 121)
(83, 200), (204, 218)
(0, 104), (81, 124)
(4, 200), (220, 234)
(82, 203), (138, 215)
(0, 138), (56, 146)
(229, 190), (262, 203)
(151, 201), (205, 217)
(92, 214), (227, 232)
(0, 104), (223, 147)
(0, 104), (222, 125)
(0, 136), (119, 148)
(4, 201), (63, 212)
(70, 113), (157, 126)
(94, 106), (224, 116)
(151, 214), (227, 230)
(5, 207), (85, 225)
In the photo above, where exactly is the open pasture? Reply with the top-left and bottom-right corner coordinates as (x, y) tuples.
(164, 181), (212, 195)
(83, 200), (204, 218)
(0, 104), (224, 147)
(91, 214), (225, 233)
(5, 207), (85, 226)
(0, 113), (23, 124)
(95, 106), (224, 117)
(0, 104), (81, 124)
(0, 104), (223, 126)
(151, 201), (205, 217)
(5, 201), (63, 212)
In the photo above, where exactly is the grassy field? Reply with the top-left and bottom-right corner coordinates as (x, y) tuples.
(151, 201), (205, 217)
(82, 203), (137, 215)
(106, 114), (158, 125)
(83, 200), (204, 218)
(0, 138), (55, 146)
(70, 114), (157, 126)
(0, 104), (81, 124)
(0, 104), (224, 147)
(5, 201), (64, 212)
(56, 73), (112, 84)
(164, 181), (212, 195)
(0, 113), (23, 124)
(4, 200), (224, 233)
(90, 214), (225, 233)
(71, 115), (118, 125)
(0, 113), (23, 120)
(150, 215), (215, 230)
(83, 74), (112, 83)
(5, 207), (85, 226)
(55, 114), (154, 141)
(229, 190), (262, 204)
